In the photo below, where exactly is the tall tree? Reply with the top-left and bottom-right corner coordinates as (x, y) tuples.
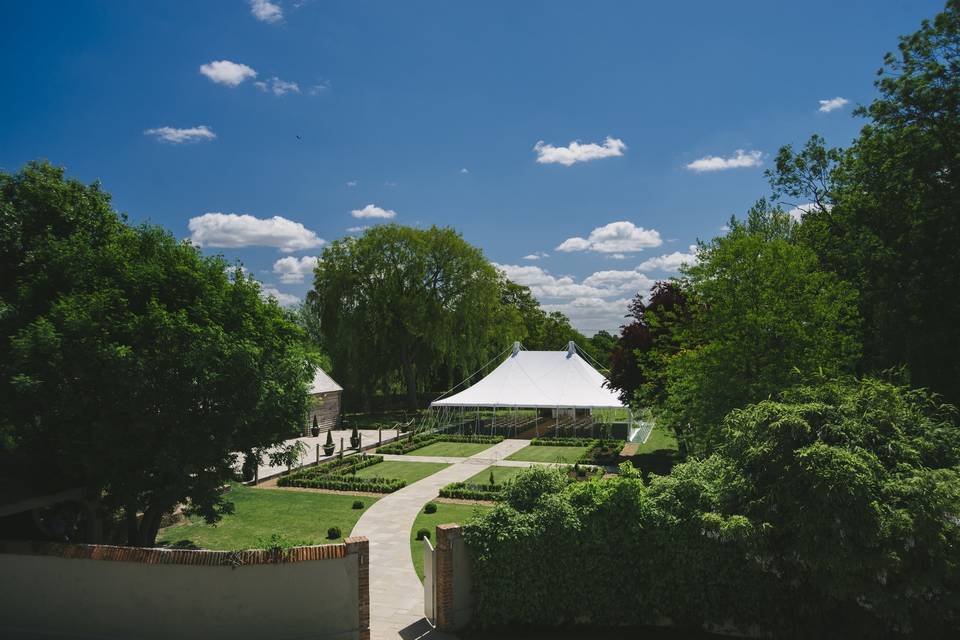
(769, 1), (960, 404)
(0, 162), (313, 545)
(309, 224), (511, 409)
(658, 201), (861, 454)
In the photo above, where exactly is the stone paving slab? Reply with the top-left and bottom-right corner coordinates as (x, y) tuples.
(351, 438), (529, 640)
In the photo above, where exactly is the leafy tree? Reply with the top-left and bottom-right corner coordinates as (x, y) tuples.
(0, 162), (313, 545)
(768, 1), (960, 405)
(658, 201), (861, 454)
(498, 279), (591, 352)
(308, 224), (512, 409)
(586, 330), (617, 370)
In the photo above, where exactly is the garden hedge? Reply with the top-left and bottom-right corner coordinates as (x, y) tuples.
(439, 481), (503, 501)
(529, 438), (624, 465)
(276, 454), (407, 492)
(377, 433), (503, 455)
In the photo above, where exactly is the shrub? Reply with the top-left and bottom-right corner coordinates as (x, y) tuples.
(439, 482), (501, 501)
(424, 502), (437, 514)
(501, 466), (570, 511)
(326, 526), (341, 540)
(415, 527), (431, 541)
(352, 500), (365, 509)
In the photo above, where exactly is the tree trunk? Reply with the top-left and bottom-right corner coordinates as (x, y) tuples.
(400, 345), (418, 410)
(125, 503), (169, 547)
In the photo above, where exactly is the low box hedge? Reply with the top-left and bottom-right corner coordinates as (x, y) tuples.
(277, 454), (407, 492)
(378, 433), (504, 455)
(439, 481), (503, 501)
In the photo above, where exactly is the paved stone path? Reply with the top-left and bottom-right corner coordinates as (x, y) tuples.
(351, 439), (529, 640)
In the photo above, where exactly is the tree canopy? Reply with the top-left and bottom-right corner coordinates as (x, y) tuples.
(0, 162), (313, 545)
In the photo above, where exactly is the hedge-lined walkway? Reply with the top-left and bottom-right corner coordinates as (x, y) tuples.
(351, 438), (529, 639)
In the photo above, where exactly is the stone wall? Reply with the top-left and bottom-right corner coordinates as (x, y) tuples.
(0, 536), (370, 640)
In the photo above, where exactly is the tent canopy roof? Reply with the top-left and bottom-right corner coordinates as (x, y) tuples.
(309, 367), (343, 395)
(430, 345), (624, 410)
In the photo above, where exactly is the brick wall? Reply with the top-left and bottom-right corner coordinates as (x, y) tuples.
(434, 523), (473, 632)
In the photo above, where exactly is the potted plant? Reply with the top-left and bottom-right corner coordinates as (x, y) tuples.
(310, 415), (320, 438)
(350, 422), (362, 450)
(323, 428), (335, 457)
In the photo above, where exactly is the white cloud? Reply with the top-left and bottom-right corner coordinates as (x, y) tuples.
(272, 255), (319, 283)
(788, 202), (832, 221)
(534, 136), (626, 166)
(556, 221), (662, 254)
(523, 251), (549, 261)
(261, 287), (300, 306)
(188, 213), (325, 252)
(818, 96), (849, 113)
(686, 149), (763, 172)
(637, 246), (698, 272)
(346, 226), (369, 233)
(250, 0), (283, 23)
(494, 264), (606, 298)
(460, 168), (469, 174)
(581, 269), (655, 295)
(346, 180), (357, 187)
(351, 204), (397, 219)
(542, 297), (632, 334)
(609, 253), (626, 260)
(309, 81), (331, 95)
(199, 60), (257, 87)
(255, 76), (300, 96)
(143, 125), (215, 144)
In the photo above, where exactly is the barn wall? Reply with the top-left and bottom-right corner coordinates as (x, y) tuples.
(306, 390), (342, 434)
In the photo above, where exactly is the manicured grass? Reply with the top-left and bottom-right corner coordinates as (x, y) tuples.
(352, 460), (450, 484)
(410, 502), (493, 581)
(506, 445), (588, 464)
(630, 424), (681, 476)
(465, 465), (527, 485)
(157, 483), (376, 550)
(637, 423), (679, 454)
(409, 441), (494, 458)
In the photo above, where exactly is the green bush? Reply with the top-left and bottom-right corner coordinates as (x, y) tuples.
(326, 526), (341, 540)
(415, 527), (431, 541)
(352, 500), (365, 509)
(423, 502), (437, 514)
(463, 378), (960, 637)
(439, 482), (502, 501)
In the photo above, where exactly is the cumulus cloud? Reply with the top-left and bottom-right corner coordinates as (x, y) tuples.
(272, 255), (319, 283)
(818, 96), (849, 113)
(556, 221), (662, 254)
(494, 264), (607, 298)
(200, 60), (257, 87)
(143, 125), (215, 144)
(250, 0), (283, 23)
(542, 297), (632, 334)
(686, 149), (763, 172)
(523, 251), (549, 261)
(460, 168), (469, 174)
(255, 77), (300, 96)
(581, 269), (655, 295)
(351, 204), (397, 219)
(261, 287), (300, 306)
(346, 180), (357, 187)
(534, 136), (626, 166)
(188, 213), (325, 252)
(637, 246), (698, 272)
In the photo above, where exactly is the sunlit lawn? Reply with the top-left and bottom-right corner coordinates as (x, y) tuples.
(464, 465), (527, 485)
(157, 483), (377, 550)
(410, 501), (493, 580)
(409, 441), (494, 457)
(353, 460), (450, 483)
(506, 445), (587, 464)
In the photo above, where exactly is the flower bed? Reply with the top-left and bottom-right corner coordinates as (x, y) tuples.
(377, 433), (503, 455)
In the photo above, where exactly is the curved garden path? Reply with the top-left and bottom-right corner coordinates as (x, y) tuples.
(351, 439), (529, 640)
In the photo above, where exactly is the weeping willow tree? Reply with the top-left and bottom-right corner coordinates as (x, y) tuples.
(307, 224), (520, 409)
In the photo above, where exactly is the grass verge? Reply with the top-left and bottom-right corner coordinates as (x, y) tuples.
(506, 445), (587, 464)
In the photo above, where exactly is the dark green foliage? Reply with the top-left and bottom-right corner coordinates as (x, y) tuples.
(377, 434), (503, 455)
(326, 526), (341, 540)
(415, 527), (430, 541)
(500, 467), (571, 512)
(351, 500), (364, 510)
(423, 502), (437, 514)
(0, 162), (313, 546)
(464, 378), (960, 637)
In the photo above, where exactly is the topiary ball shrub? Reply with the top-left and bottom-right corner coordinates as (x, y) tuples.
(424, 502), (438, 514)
(352, 500), (365, 510)
(326, 526), (342, 540)
(416, 527), (431, 541)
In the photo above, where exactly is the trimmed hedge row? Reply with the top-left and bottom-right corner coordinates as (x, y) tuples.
(291, 454), (383, 479)
(530, 438), (624, 465)
(277, 475), (405, 493)
(377, 433), (504, 455)
(439, 481), (503, 501)
(530, 437), (595, 447)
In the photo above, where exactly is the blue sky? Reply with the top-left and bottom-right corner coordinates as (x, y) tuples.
(1, 0), (945, 333)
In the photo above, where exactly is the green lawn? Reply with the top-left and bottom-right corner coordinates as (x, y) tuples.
(409, 441), (494, 457)
(157, 483), (376, 550)
(410, 502), (493, 581)
(631, 424), (681, 476)
(465, 465), (527, 485)
(506, 445), (587, 464)
(637, 423), (679, 453)
(353, 460), (449, 483)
